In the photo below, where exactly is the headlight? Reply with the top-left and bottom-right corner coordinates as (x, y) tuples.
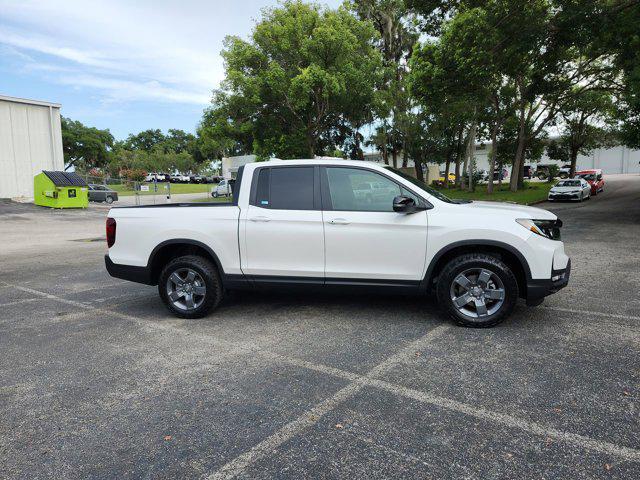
(516, 218), (562, 240)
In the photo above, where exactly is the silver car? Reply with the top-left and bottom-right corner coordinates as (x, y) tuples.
(548, 178), (591, 202)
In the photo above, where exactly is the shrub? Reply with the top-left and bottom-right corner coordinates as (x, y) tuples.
(547, 165), (560, 182)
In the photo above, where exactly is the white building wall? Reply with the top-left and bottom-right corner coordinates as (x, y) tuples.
(0, 95), (64, 199)
(221, 154), (257, 179)
(463, 143), (640, 175)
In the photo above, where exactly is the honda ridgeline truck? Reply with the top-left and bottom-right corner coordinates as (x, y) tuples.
(105, 159), (570, 327)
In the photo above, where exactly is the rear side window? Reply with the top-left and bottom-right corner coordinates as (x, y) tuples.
(255, 169), (270, 206)
(252, 166), (315, 210)
(271, 167), (314, 210)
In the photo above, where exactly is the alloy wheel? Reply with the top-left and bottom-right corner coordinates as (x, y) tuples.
(449, 268), (506, 319)
(166, 268), (206, 311)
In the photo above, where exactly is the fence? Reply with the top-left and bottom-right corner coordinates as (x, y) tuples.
(83, 175), (221, 206)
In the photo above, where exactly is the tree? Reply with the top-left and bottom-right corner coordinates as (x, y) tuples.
(164, 129), (197, 155)
(351, 0), (419, 167)
(587, 0), (640, 148)
(61, 117), (114, 171)
(546, 90), (615, 176)
(409, 28), (480, 189)
(215, 1), (383, 159)
(123, 129), (165, 151)
(196, 91), (255, 161)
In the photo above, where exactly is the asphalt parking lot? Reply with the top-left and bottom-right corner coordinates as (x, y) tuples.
(1, 174), (639, 479)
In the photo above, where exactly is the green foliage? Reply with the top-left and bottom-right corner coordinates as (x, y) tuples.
(546, 164), (560, 183)
(61, 117), (114, 171)
(209, 0), (383, 159)
(119, 168), (147, 182)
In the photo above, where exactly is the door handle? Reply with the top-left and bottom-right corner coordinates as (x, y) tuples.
(249, 216), (270, 222)
(328, 218), (350, 225)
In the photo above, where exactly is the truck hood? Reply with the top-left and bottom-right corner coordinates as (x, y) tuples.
(550, 186), (581, 193)
(458, 200), (556, 220)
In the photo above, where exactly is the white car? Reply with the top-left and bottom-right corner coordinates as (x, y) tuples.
(548, 178), (591, 202)
(211, 179), (235, 197)
(105, 159), (570, 328)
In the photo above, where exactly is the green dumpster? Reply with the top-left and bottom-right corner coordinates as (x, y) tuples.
(34, 171), (89, 208)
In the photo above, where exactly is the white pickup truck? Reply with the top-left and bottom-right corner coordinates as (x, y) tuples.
(105, 159), (570, 327)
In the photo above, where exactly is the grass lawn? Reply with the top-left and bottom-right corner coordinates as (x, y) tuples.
(190, 196), (233, 203)
(434, 181), (553, 205)
(110, 183), (215, 196)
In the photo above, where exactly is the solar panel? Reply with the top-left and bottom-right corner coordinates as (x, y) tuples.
(42, 171), (88, 187)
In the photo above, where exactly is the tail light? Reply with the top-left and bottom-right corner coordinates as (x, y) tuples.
(106, 217), (116, 248)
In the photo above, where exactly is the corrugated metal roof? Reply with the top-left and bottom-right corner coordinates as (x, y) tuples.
(42, 171), (88, 187)
(0, 94), (62, 108)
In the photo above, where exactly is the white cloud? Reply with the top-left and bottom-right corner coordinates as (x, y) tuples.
(0, 0), (244, 104)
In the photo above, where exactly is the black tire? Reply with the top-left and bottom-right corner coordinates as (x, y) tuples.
(105, 196), (114, 204)
(212, 191), (219, 198)
(579, 192), (584, 202)
(158, 255), (223, 319)
(436, 253), (519, 328)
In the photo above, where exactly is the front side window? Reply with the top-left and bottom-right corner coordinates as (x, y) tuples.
(383, 166), (455, 204)
(326, 167), (416, 212)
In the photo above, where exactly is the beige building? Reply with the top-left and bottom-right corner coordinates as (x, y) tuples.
(0, 95), (64, 200)
(221, 154), (257, 179)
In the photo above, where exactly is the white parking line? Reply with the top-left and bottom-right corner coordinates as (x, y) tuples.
(205, 325), (451, 480)
(543, 305), (640, 322)
(3, 280), (640, 470)
(364, 378), (640, 463)
(0, 298), (39, 308)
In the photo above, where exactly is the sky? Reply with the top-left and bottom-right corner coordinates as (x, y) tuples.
(0, 0), (342, 139)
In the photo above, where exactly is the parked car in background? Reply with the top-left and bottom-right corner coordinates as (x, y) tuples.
(558, 165), (571, 179)
(576, 169), (605, 195)
(88, 184), (118, 204)
(435, 172), (456, 186)
(145, 172), (169, 182)
(524, 165), (533, 179)
(479, 168), (507, 182)
(211, 179), (235, 197)
(548, 178), (591, 202)
(190, 174), (204, 184)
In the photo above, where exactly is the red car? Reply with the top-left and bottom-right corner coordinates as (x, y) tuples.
(576, 169), (604, 195)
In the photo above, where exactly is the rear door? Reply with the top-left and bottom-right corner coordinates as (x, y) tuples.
(321, 166), (428, 282)
(241, 166), (324, 279)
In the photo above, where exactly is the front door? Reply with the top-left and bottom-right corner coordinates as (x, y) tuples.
(321, 166), (428, 281)
(241, 166), (324, 278)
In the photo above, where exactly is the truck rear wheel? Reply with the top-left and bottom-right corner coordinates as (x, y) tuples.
(158, 255), (223, 319)
(436, 254), (518, 328)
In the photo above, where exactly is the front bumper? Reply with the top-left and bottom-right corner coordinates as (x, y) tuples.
(526, 258), (571, 306)
(548, 192), (580, 201)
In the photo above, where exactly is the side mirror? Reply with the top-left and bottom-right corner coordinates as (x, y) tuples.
(393, 195), (425, 213)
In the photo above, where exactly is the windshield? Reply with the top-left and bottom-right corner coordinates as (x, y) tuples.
(577, 173), (595, 181)
(556, 180), (581, 187)
(383, 166), (456, 204)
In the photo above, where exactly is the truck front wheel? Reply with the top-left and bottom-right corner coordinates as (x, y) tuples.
(158, 255), (223, 319)
(436, 254), (519, 328)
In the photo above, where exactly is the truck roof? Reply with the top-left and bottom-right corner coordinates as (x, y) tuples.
(250, 158), (385, 168)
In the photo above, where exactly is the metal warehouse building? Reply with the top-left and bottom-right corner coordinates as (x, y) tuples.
(0, 95), (64, 200)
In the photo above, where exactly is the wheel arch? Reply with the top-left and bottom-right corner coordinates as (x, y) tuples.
(147, 239), (224, 285)
(422, 240), (532, 298)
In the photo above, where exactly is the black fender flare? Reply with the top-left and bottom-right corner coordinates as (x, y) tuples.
(420, 240), (533, 291)
(147, 239), (225, 283)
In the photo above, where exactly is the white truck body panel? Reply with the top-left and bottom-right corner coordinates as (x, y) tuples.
(106, 158), (569, 295)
